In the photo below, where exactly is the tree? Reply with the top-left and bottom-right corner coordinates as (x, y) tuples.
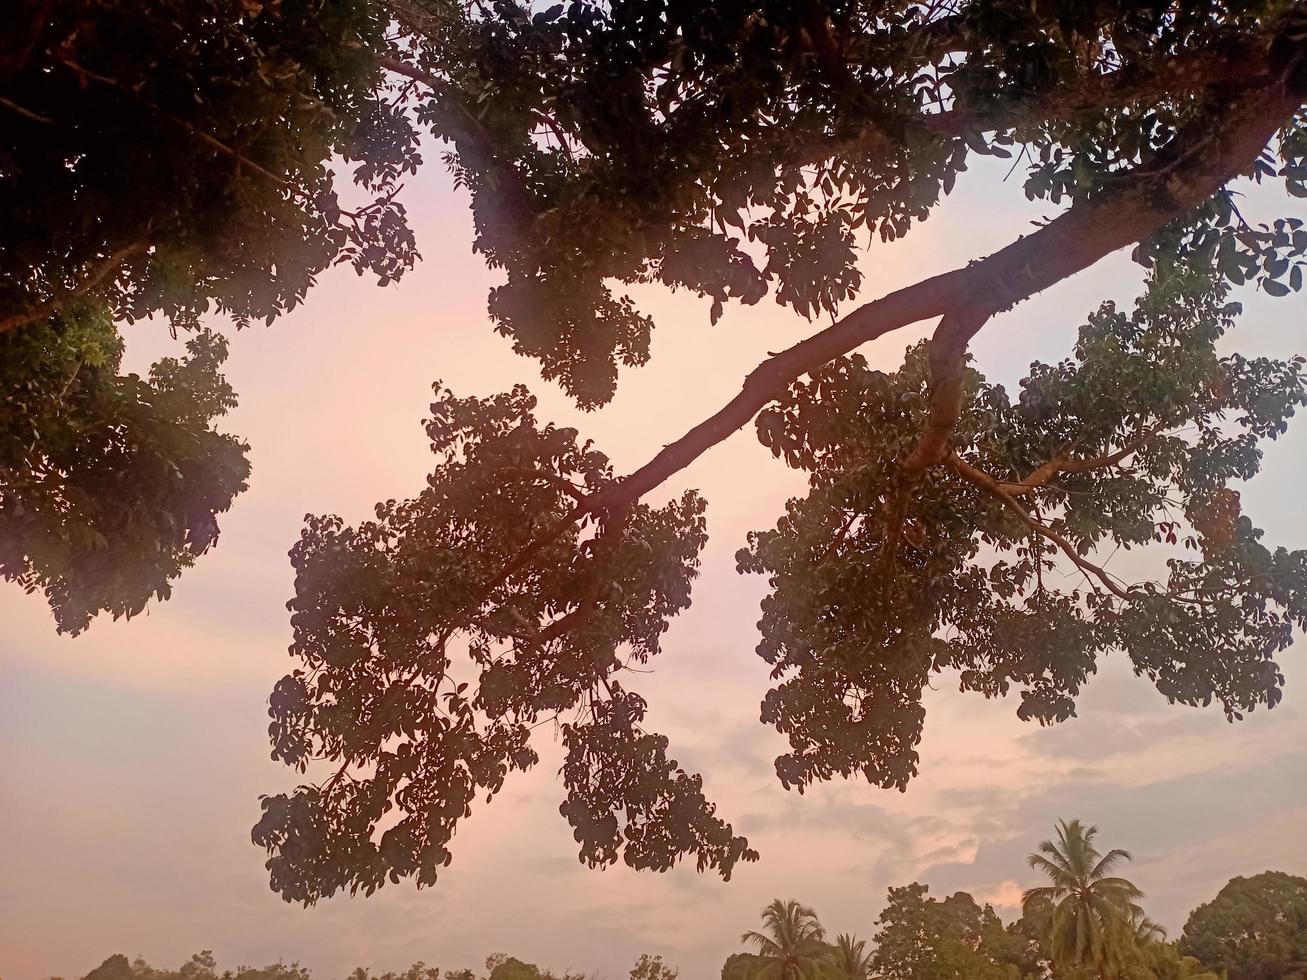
(722, 954), (765, 980)
(829, 935), (874, 980)
(870, 883), (1022, 980)
(483, 956), (584, 980)
(4, 1), (1307, 904)
(739, 899), (833, 980)
(245, 0), (1307, 903)
(1179, 871), (1307, 980)
(1007, 893), (1061, 979)
(82, 956), (133, 980)
(629, 955), (678, 980)
(1, 0), (422, 632)
(1024, 819), (1148, 980)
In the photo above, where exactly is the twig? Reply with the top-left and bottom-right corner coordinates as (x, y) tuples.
(487, 467), (588, 502)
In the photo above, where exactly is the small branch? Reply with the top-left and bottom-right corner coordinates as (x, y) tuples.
(529, 587), (600, 651)
(55, 57), (292, 191)
(438, 502), (587, 636)
(1004, 424), (1166, 495)
(814, 510), (859, 566)
(0, 94), (53, 123)
(376, 54), (449, 95)
(533, 111), (576, 159)
(488, 468), (588, 502)
(0, 242), (147, 337)
(948, 453), (1136, 602)
(320, 758), (352, 795)
(517, 509), (631, 654)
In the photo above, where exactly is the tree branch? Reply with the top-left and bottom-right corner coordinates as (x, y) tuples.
(1004, 424), (1165, 495)
(397, 52), (1299, 643)
(0, 241), (147, 337)
(488, 467), (588, 502)
(591, 75), (1299, 516)
(946, 452), (1136, 602)
(879, 306), (991, 586)
(53, 57), (296, 191)
(0, 94), (53, 124)
(0, 0), (52, 83)
(375, 54), (449, 94)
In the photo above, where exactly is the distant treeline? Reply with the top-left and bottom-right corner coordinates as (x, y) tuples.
(52, 822), (1307, 980)
(69, 952), (672, 980)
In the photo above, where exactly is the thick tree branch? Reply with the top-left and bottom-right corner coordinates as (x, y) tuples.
(400, 53), (1299, 639)
(592, 76), (1300, 516)
(376, 54), (450, 95)
(879, 307), (991, 586)
(0, 0), (52, 83)
(0, 94), (53, 123)
(903, 309), (992, 473)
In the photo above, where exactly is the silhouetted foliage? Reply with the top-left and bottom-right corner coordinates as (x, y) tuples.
(720, 954), (764, 980)
(828, 934), (874, 980)
(80, 953), (315, 980)
(249, 0), (1307, 900)
(0, 0), (419, 629)
(717, 820), (1243, 980)
(62, 826), (1304, 980)
(627, 956), (677, 980)
(74, 952), (657, 980)
(4, 0), (1307, 899)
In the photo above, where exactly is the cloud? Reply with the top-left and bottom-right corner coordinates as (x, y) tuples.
(976, 880), (1025, 911)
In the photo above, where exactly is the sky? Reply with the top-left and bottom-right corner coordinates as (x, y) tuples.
(2, 152), (1306, 980)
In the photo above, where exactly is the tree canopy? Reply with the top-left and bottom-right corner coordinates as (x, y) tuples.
(4, 0), (1307, 900)
(1179, 871), (1307, 980)
(870, 882), (1023, 980)
(1, 0), (419, 631)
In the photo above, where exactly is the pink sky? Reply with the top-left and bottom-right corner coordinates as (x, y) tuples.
(2, 154), (1305, 980)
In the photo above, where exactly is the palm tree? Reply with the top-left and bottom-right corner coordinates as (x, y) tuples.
(740, 899), (832, 980)
(828, 934), (873, 980)
(1023, 819), (1148, 980)
(1128, 909), (1167, 945)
